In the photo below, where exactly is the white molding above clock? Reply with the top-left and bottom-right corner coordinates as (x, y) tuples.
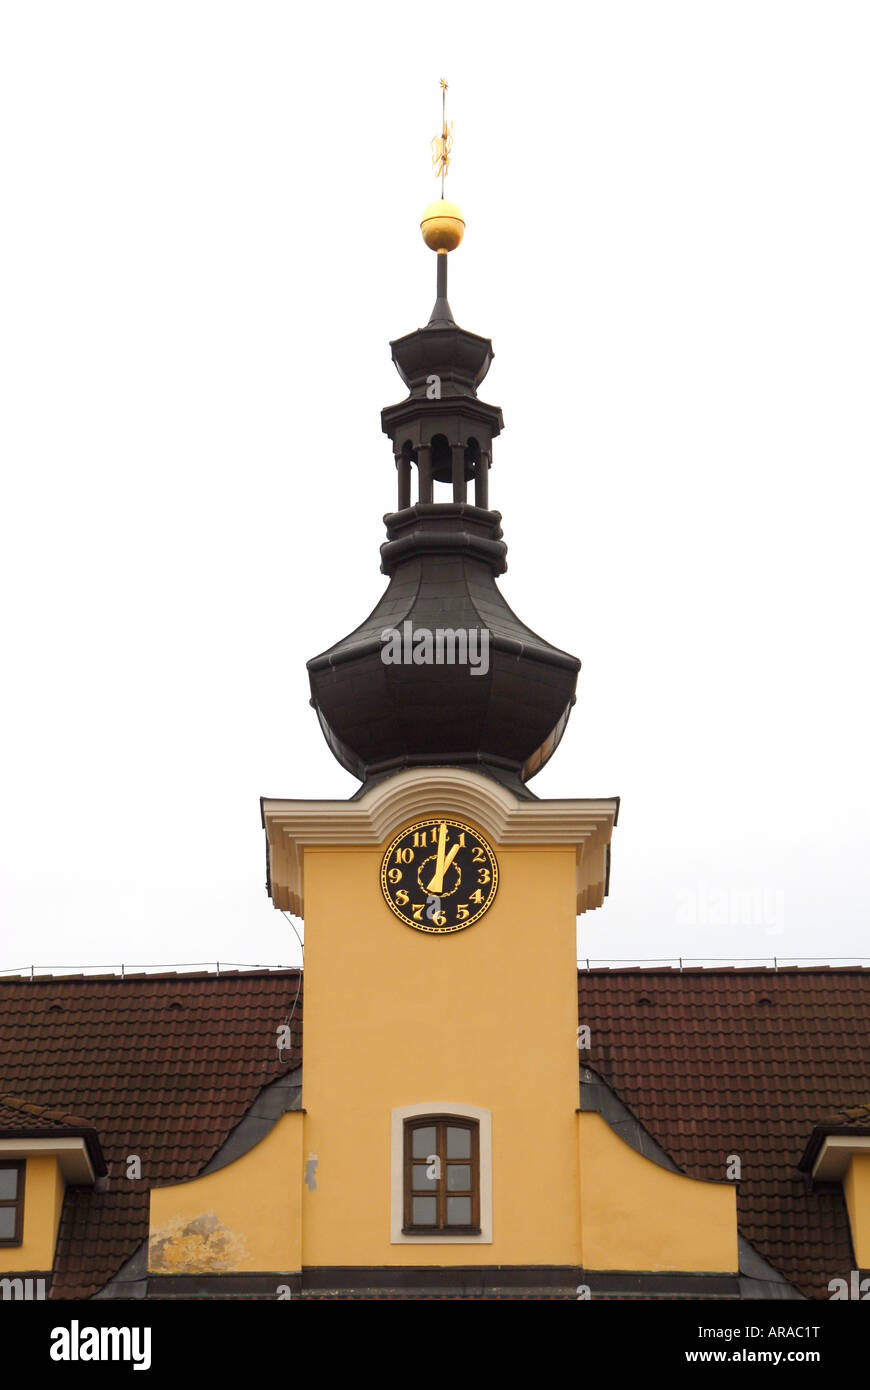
(261, 766), (618, 918)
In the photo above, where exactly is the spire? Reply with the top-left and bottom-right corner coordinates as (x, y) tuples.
(306, 86), (581, 794)
(422, 79), (464, 327)
(427, 247), (456, 329)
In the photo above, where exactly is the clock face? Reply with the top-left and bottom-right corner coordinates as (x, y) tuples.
(380, 818), (499, 934)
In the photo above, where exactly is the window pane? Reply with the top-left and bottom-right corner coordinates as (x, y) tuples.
(412, 1197), (437, 1225)
(0, 1169), (18, 1200)
(411, 1126), (437, 1159)
(0, 1207), (16, 1239)
(446, 1196), (471, 1225)
(446, 1126), (471, 1158)
(413, 1163), (436, 1189)
(447, 1164), (471, 1191)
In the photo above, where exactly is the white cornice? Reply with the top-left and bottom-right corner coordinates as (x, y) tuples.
(0, 1136), (95, 1184)
(262, 767), (618, 918)
(812, 1134), (870, 1181)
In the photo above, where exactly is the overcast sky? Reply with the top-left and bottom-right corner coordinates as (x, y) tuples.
(1, 2), (867, 976)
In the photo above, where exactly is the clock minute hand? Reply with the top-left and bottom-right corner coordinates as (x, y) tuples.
(426, 839), (460, 894)
(426, 822), (446, 893)
(434, 822), (446, 876)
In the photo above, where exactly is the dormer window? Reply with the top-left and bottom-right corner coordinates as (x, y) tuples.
(403, 1115), (480, 1234)
(0, 1162), (25, 1246)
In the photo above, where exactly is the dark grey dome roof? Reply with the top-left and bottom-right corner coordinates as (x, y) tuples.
(307, 505), (579, 792)
(306, 260), (581, 792)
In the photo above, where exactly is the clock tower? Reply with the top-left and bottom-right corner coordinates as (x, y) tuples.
(143, 94), (741, 1296)
(138, 92), (733, 1295)
(259, 122), (620, 1284)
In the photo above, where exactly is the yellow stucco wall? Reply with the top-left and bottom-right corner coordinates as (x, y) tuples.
(578, 1112), (738, 1272)
(843, 1153), (870, 1267)
(145, 811), (741, 1278)
(148, 1112), (303, 1273)
(1, 1155), (64, 1272)
(301, 836), (582, 1266)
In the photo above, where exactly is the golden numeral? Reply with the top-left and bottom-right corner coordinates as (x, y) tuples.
(395, 889), (409, 906)
(456, 832), (466, 847)
(387, 867), (402, 884)
(431, 910), (446, 927)
(395, 848), (414, 864)
(469, 888), (484, 905)
(471, 846), (486, 862)
(456, 903), (469, 920)
(412, 903), (424, 920)
(477, 867), (491, 885)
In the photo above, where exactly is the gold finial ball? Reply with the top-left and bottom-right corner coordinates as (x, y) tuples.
(420, 199), (465, 253)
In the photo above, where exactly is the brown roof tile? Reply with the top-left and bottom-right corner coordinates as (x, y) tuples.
(579, 966), (870, 1298)
(0, 1094), (95, 1131)
(0, 970), (301, 1299)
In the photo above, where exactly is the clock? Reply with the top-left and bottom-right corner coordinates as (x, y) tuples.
(380, 818), (499, 934)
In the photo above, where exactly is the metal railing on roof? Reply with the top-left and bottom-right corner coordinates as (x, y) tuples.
(2, 956), (870, 979)
(0, 962), (301, 979)
(578, 956), (870, 970)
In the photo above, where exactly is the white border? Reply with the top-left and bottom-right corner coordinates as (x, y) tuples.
(390, 1102), (493, 1244)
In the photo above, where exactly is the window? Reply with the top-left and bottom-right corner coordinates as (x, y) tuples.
(0, 1162), (25, 1246)
(403, 1116), (479, 1234)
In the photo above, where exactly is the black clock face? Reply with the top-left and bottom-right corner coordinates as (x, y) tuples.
(380, 818), (499, 934)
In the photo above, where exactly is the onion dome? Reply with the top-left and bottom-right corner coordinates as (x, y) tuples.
(307, 203), (580, 796)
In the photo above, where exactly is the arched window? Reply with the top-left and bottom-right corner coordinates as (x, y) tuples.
(403, 1114), (480, 1234)
(430, 434), (451, 485)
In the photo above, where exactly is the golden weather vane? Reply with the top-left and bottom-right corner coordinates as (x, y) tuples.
(431, 78), (453, 198)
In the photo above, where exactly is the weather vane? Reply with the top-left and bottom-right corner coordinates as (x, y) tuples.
(431, 78), (453, 198)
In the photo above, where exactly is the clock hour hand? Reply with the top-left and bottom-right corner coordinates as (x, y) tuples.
(426, 836), (460, 894)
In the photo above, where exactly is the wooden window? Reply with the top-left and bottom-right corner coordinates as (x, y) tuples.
(403, 1116), (480, 1234)
(0, 1162), (25, 1246)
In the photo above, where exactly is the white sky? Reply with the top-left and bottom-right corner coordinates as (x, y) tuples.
(1, 2), (867, 975)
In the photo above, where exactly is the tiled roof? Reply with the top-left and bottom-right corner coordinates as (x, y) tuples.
(1, 966), (866, 1299)
(0, 971), (301, 1298)
(579, 967), (870, 1299)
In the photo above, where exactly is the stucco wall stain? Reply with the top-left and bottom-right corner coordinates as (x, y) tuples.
(149, 1211), (249, 1273)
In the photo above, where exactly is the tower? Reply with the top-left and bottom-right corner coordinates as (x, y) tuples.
(259, 92), (624, 1283)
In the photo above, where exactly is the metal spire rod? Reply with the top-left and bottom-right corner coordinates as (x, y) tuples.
(441, 79), (447, 197)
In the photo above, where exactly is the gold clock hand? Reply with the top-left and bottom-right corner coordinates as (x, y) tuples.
(427, 838), (460, 894)
(426, 821), (446, 892)
(436, 821), (446, 872)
